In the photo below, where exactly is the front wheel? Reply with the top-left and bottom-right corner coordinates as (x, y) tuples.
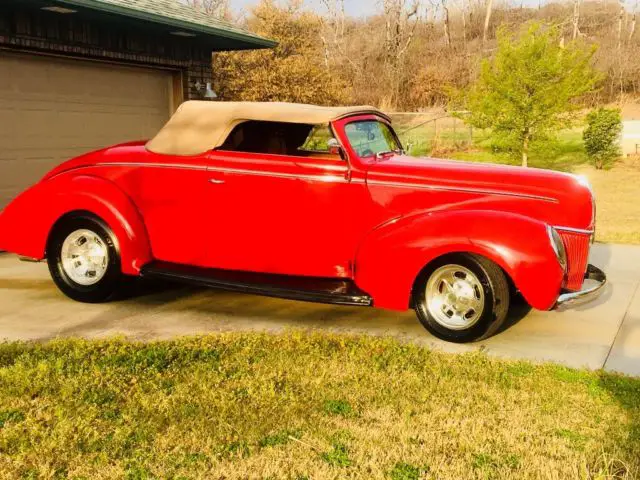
(413, 254), (510, 343)
(47, 214), (124, 303)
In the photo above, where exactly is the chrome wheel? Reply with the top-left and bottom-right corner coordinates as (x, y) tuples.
(425, 265), (485, 330)
(60, 229), (109, 286)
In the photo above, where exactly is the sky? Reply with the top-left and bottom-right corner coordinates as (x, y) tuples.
(230, 0), (381, 17)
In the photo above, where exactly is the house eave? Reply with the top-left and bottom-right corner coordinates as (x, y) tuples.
(53, 0), (277, 50)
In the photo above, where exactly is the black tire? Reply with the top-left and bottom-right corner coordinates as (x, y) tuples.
(413, 253), (510, 343)
(46, 214), (124, 303)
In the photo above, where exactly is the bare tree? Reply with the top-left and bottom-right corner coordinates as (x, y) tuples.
(442, 0), (452, 46)
(319, 0), (346, 67)
(383, 0), (420, 60)
(629, 1), (638, 43)
(382, 0), (421, 108)
(482, 0), (494, 45)
(617, 0), (625, 50)
(185, 0), (228, 17)
(461, 0), (468, 46)
(383, 0), (420, 57)
(572, 0), (581, 40)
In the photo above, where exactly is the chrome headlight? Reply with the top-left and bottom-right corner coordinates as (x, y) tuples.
(547, 226), (567, 272)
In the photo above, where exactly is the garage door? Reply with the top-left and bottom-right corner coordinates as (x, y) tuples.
(0, 53), (172, 209)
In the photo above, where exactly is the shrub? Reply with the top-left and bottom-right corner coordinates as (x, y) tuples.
(583, 108), (622, 169)
(461, 22), (600, 167)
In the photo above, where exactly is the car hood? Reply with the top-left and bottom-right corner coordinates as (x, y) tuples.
(365, 155), (595, 230)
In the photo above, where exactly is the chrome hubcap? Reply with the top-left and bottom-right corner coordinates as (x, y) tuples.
(60, 229), (109, 286)
(425, 265), (485, 330)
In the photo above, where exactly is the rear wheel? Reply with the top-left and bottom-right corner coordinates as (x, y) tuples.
(413, 254), (510, 343)
(47, 214), (124, 303)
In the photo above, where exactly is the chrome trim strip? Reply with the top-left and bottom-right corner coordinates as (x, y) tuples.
(95, 162), (348, 183)
(207, 166), (347, 183)
(553, 226), (595, 235)
(555, 264), (607, 311)
(366, 179), (558, 203)
(96, 162), (207, 171)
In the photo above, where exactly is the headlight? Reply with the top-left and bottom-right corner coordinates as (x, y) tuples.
(547, 226), (567, 272)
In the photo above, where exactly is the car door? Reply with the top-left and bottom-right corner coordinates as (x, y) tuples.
(203, 148), (371, 278)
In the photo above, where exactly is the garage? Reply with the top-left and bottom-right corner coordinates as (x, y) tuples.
(0, 53), (172, 208)
(0, 0), (275, 211)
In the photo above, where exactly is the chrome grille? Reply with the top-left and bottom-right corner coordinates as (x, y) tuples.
(559, 230), (591, 291)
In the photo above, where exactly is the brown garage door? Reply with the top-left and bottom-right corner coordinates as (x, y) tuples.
(0, 53), (172, 209)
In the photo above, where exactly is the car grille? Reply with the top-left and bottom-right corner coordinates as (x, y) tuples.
(559, 230), (591, 291)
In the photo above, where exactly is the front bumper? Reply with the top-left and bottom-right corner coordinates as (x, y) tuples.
(554, 264), (607, 311)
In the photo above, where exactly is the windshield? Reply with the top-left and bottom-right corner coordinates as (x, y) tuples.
(344, 120), (402, 158)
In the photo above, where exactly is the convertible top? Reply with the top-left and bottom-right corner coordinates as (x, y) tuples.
(145, 101), (389, 156)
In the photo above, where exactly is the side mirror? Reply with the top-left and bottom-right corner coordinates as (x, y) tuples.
(327, 138), (343, 157)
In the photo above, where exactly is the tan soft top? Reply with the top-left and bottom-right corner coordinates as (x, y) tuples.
(146, 101), (389, 156)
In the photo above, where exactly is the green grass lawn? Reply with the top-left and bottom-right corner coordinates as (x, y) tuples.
(0, 333), (638, 479)
(448, 129), (589, 172)
(399, 125), (589, 172)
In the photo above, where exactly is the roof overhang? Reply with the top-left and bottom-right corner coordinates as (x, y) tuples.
(35, 0), (276, 51)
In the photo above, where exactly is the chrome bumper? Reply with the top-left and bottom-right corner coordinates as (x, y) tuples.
(554, 264), (607, 311)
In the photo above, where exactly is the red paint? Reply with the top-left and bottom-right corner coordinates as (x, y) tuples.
(0, 114), (596, 312)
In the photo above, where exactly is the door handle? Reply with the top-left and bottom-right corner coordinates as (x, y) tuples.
(208, 178), (225, 185)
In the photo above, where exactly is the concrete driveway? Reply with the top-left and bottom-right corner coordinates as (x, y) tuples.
(1, 243), (639, 376)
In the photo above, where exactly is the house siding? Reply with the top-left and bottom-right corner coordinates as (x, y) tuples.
(0, 3), (213, 102)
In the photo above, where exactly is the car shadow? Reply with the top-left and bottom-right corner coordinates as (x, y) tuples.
(497, 294), (533, 333)
(122, 278), (536, 346)
(119, 278), (422, 331)
(120, 278), (195, 302)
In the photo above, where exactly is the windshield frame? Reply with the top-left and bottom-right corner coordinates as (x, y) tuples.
(340, 117), (403, 160)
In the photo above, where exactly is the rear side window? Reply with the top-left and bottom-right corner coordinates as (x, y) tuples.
(219, 121), (312, 156)
(218, 121), (341, 160)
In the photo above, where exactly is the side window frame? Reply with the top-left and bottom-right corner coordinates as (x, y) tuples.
(216, 120), (346, 163)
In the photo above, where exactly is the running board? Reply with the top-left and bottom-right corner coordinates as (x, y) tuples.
(140, 262), (373, 307)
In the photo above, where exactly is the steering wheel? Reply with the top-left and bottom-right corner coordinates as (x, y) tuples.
(360, 148), (375, 157)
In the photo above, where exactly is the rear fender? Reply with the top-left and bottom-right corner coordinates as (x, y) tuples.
(0, 174), (152, 275)
(354, 210), (564, 311)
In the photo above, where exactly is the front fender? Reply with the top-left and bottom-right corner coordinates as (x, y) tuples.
(354, 210), (564, 311)
(0, 174), (152, 275)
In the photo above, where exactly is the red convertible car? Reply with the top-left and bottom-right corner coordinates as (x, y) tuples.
(0, 101), (606, 343)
